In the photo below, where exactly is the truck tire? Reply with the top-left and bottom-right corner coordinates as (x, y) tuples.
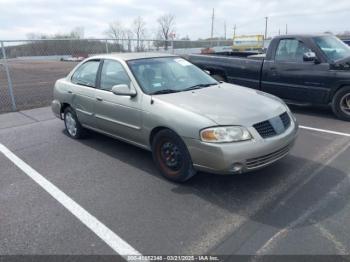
(332, 86), (350, 121)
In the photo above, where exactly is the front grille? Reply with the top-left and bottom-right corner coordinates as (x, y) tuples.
(280, 112), (291, 129)
(253, 112), (291, 139)
(246, 144), (292, 169)
(253, 121), (277, 138)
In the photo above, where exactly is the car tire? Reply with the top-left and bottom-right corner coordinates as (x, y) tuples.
(332, 86), (350, 121)
(64, 107), (86, 139)
(152, 129), (197, 182)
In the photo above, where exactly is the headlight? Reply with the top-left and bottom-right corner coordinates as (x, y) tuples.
(200, 126), (252, 143)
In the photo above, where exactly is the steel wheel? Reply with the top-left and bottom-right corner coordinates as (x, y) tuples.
(152, 129), (197, 182)
(159, 141), (183, 172)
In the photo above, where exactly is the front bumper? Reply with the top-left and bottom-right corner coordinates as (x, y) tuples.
(184, 119), (298, 175)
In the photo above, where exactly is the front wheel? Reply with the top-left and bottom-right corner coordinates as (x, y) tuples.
(332, 87), (350, 121)
(152, 129), (197, 182)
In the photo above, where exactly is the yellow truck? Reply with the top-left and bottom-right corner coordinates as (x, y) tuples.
(232, 35), (264, 52)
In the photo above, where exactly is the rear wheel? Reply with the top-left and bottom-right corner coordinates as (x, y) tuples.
(152, 129), (197, 182)
(332, 86), (350, 121)
(64, 107), (86, 139)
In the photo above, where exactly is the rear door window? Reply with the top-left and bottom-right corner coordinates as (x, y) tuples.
(71, 60), (100, 87)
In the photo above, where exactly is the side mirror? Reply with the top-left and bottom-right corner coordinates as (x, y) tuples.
(303, 52), (318, 63)
(111, 84), (137, 97)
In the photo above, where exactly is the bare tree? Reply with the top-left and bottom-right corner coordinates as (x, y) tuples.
(105, 21), (127, 51)
(71, 27), (85, 39)
(26, 27), (85, 40)
(124, 28), (134, 52)
(157, 14), (175, 50)
(26, 33), (46, 40)
(106, 21), (125, 40)
(133, 16), (146, 51)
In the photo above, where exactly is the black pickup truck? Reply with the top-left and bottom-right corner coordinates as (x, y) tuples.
(188, 35), (350, 121)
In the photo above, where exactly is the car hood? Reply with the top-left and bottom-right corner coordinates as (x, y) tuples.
(152, 83), (287, 126)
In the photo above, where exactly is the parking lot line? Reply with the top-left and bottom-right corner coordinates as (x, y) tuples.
(300, 125), (350, 137)
(0, 143), (142, 257)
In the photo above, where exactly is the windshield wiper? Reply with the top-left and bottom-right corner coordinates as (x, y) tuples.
(150, 89), (180, 95)
(150, 83), (218, 95)
(182, 83), (218, 92)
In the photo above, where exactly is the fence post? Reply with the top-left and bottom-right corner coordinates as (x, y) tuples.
(105, 40), (109, 53)
(1, 41), (16, 111)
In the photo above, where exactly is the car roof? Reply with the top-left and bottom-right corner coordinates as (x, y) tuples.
(89, 52), (178, 61)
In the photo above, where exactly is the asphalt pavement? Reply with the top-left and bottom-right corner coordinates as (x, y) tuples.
(0, 106), (349, 258)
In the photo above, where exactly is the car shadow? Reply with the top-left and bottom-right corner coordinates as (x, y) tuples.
(174, 156), (348, 229)
(74, 129), (349, 231)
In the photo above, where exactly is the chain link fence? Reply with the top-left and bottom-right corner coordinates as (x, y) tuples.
(0, 41), (16, 113)
(0, 38), (233, 113)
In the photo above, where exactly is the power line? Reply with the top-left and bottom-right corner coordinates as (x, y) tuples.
(224, 20), (227, 39)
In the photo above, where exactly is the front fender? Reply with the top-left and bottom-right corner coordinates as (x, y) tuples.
(329, 77), (350, 103)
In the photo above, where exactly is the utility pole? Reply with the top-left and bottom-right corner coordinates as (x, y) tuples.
(211, 8), (215, 39)
(285, 24), (288, 35)
(264, 16), (268, 40)
(233, 24), (237, 38)
(224, 21), (227, 40)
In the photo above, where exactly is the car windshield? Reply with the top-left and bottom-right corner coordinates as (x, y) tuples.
(127, 57), (218, 95)
(313, 36), (350, 62)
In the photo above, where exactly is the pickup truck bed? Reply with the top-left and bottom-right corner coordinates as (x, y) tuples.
(189, 54), (264, 90)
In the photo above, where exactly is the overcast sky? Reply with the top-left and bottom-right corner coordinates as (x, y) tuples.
(1, 0), (350, 40)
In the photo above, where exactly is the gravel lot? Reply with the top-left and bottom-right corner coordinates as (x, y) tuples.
(0, 59), (77, 113)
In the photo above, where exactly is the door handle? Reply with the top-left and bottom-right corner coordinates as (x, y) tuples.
(96, 97), (103, 102)
(270, 67), (277, 71)
(67, 90), (73, 94)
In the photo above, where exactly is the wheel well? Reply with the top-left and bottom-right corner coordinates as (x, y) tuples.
(330, 85), (350, 102)
(149, 127), (170, 146)
(60, 103), (70, 118)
